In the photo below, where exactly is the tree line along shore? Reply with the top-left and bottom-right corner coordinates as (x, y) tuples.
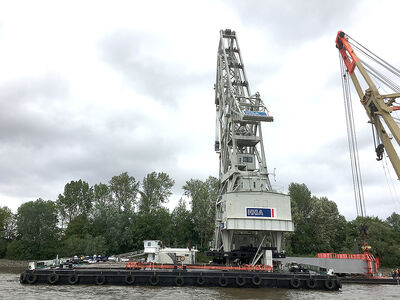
(0, 171), (399, 268)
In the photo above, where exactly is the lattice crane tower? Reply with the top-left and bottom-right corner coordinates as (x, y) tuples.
(213, 29), (293, 262)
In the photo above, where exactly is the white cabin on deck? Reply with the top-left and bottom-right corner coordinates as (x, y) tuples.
(143, 240), (161, 262)
(143, 240), (198, 264)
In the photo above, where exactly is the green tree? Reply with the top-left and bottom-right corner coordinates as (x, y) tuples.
(183, 176), (219, 249)
(386, 212), (400, 233)
(57, 179), (93, 225)
(61, 235), (85, 257)
(91, 206), (124, 255)
(131, 207), (172, 250)
(93, 183), (111, 210)
(0, 206), (14, 258)
(0, 206), (14, 239)
(289, 183), (313, 220)
(348, 216), (400, 266)
(93, 208), (122, 254)
(171, 198), (195, 247)
(91, 183), (110, 238)
(91, 176), (138, 254)
(14, 199), (59, 259)
(308, 196), (346, 253)
(286, 183), (314, 254)
(60, 233), (108, 257)
(64, 214), (92, 238)
(6, 240), (25, 259)
(286, 183), (346, 255)
(139, 172), (174, 214)
(109, 172), (139, 212)
(83, 234), (108, 256)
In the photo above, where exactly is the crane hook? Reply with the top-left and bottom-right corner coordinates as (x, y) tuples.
(376, 144), (384, 161)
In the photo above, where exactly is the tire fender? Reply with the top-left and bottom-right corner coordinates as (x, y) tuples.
(95, 275), (106, 285)
(235, 276), (246, 287)
(68, 274), (79, 285)
(197, 276), (206, 286)
(306, 278), (316, 289)
(252, 275), (262, 286)
(324, 278), (335, 290)
(218, 276), (228, 287)
(149, 275), (159, 286)
(175, 276), (184, 286)
(48, 273), (60, 284)
(125, 274), (135, 285)
(26, 273), (37, 284)
(290, 278), (301, 289)
(19, 273), (26, 284)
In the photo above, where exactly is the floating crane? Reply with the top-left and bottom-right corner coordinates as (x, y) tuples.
(336, 31), (400, 181)
(336, 31), (400, 256)
(209, 29), (293, 265)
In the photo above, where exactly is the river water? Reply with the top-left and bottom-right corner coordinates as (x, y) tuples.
(1, 273), (398, 299)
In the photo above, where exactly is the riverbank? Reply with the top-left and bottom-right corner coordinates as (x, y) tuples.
(0, 259), (29, 274)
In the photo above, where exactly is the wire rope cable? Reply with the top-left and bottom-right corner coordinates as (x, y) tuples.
(360, 59), (400, 92)
(340, 32), (400, 215)
(340, 52), (366, 217)
(347, 36), (400, 78)
(382, 154), (400, 212)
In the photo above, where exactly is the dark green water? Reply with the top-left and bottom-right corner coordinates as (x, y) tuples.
(1, 273), (398, 299)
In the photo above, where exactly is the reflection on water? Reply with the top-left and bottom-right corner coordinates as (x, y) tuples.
(1, 273), (398, 300)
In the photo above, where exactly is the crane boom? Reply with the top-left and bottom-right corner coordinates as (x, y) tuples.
(336, 31), (400, 180)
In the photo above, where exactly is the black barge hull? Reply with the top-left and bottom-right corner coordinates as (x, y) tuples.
(20, 268), (341, 290)
(341, 277), (400, 285)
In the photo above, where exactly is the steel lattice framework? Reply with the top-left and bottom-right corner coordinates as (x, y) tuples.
(215, 29), (273, 191)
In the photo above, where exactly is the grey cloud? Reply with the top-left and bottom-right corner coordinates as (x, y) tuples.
(98, 30), (213, 105)
(0, 74), (68, 103)
(0, 74), (187, 201)
(228, 0), (361, 46)
(273, 129), (379, 194)
(0, 75), (76, 150)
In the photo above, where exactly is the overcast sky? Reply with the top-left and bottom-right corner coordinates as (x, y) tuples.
(0, 0), (399, 220)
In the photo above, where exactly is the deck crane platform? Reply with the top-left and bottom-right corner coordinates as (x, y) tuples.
(208, 29), (293, 265)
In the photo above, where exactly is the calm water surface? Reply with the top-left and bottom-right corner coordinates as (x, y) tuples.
(1, 273), (399, 300)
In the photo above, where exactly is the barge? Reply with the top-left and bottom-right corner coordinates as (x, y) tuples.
(18, 240), (342, 291)
(19, 266), (341, 290)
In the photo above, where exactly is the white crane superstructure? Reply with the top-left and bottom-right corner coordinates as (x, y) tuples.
(211, 29), (293, 264)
